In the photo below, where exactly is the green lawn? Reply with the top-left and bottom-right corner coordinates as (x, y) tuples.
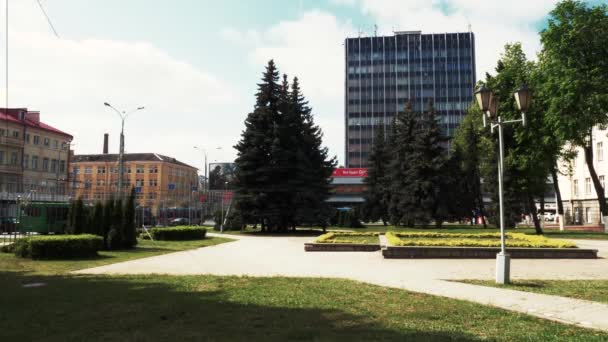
(1, 273), (607, 341)
(460, 280), (608, 304)
(315, 232), (380, 244)
(0, 236), (234, 275)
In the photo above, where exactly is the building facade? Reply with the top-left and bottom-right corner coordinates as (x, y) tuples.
(345, 31), (476, 167)
(70, 153), (198, 214)
(557, 126), (608, 225)
(0, 108), (73, 197)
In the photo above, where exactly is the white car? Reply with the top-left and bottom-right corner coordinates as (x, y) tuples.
(543, 212), (555, 221)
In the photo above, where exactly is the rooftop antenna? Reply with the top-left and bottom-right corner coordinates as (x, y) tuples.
(36, 0), (60, 38)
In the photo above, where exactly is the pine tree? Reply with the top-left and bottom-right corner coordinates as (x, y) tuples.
(363, 128), (389, 225)
(123, 188), (137, 248)
(74, 197), (86, 234)
(91, 201), (104, 237)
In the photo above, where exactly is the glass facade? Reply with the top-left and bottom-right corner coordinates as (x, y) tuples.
(345, 31), (476, 167)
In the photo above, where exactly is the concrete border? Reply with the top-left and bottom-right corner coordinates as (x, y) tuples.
(382, 246), (598, 259)
(304, 243), (380, 252)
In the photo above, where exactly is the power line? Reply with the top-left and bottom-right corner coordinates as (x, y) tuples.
(36, 0), (59, 38)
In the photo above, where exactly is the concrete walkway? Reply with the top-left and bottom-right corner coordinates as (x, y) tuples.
(75, 233), (608, 331)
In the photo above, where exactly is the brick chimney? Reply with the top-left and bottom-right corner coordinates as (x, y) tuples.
(103, 133), (109, 154)
(25, 111), (40, 123)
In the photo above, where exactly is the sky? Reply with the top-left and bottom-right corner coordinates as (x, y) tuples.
(0, 0), (603, 171)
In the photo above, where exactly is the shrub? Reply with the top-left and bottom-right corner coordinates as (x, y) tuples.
(151, 226), (207, 241)
(385, 232), (576, 248)
(12, 234), (103, 259)
(315, 232), (380, 244)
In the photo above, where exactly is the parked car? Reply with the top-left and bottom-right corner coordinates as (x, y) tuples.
(0, 217), (17, 233)
(168, 218), (190, 226)
(544, 212), (555, 221)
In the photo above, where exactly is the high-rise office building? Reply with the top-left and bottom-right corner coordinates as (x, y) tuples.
(345, 31), (476, 167)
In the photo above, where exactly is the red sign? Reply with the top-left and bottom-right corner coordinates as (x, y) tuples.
(332, 168), (368, 178)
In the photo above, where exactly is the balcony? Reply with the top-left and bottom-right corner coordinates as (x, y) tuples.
(0, 163), (22, 175)
(0, 136), (25, 148)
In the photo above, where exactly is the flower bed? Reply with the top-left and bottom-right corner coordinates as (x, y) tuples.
(385, 232), (576, 248)
(305, 232), (380, 252)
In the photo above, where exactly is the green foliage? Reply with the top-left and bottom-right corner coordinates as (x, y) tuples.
(108, 198), (124, 250)
(90, 202), (104, 237)
(73, 197), (87, 234)
(102, 198), (114, 249)
(234, 60), (336, 231)
(385, 232), (576, 248)
(331, 209), (364, 228)
(150, 227), (207, 241)
(123, 188), (138, 248)
(363, 128), (390, 224)
(11, 234), (103, 259)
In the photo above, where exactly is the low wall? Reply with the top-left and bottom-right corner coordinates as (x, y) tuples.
(304, 243), (380, 252)
(382, 246), (598, 259)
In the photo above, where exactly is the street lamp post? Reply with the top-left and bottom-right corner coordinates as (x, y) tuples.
(475, 84), (531, 285)
(104, 103), (144, 198)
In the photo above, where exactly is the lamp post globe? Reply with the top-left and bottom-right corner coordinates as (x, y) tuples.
(475, 85), (492, 112)
(514, 83), (532, 112)
(488, 94), (500, 120)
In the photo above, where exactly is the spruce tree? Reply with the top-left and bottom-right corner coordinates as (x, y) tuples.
(91, 201), (104, 237)
(109, 198), (123, 249)
(387, 102), (417, 226)
(234, 60), (281, 231)
(74, 197), (86, 234)
(363, 128), (389, 225)
(102, 198), (114, 249)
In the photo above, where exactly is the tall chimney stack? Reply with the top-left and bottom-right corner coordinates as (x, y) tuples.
(103, 133), (109, 154)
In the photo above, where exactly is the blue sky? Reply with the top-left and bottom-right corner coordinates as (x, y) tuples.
(0, 0), (603, 169)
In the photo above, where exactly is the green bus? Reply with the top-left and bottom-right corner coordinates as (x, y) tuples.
(18, 202), (70, 234)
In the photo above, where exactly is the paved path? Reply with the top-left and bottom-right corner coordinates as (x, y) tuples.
(76, 234), (608, 331)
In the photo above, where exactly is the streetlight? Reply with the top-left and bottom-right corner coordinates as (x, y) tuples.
(194, 146), (223, 191)
(104, 102), (144, 197)
(475, 83), (530, 285)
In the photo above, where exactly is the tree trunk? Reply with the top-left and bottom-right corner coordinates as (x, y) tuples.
(540, 196), (545, 229)
(551, 167), (565, 230)
(528, 193), (543, 234)
(583, 134), (608, 223)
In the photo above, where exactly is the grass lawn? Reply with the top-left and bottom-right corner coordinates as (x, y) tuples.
(1, 273), (607, 341)
(0, 236), (234, 275)
(460, 279), (608, 304)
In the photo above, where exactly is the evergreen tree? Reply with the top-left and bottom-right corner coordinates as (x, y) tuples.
(102, 198), (114, 249)
(91, 201), (104, 237)
(68, 199), (77, 232)
(387, 102), (417, 226)
(234, 60), (281, 231)
(123, 188), (137, 248)
(402, 100), (447, 227)
(363, 128), (389, 225)
(109, 198), (124, 250)
(74, 197), (86, 234)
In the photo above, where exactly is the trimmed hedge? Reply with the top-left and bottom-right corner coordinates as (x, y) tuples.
(150, 226), (207, 241)
(385, 232), (576, 248)
(12, 234), (103, 259)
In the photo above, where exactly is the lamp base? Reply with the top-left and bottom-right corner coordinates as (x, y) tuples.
(496, 252), (510, 285)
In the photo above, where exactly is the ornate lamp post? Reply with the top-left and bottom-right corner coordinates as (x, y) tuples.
(475, 83), (530, 284)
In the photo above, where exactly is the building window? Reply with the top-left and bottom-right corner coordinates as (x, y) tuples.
(97, 166), (106, 174)
(32, 156), (38, 169)
(600, 176), (605, 190)
(53, 140), (59, 149)
(149, 165), (158, 173)
(33, 135), (40, 145)
(43, 158), (49, 171)
(60, 160), (65, 173)
(85, 180), (92, 189)
(12, 130), (19, 138)
(97, 179), (105, 186)
(135, 179), (144, 187)
(25, 134), (30, 143)
(73, 167), (80, 175)
(149, 179), (158, 187)
(147, 192), (156, 200)
(136, 165), (144, 173)
(23, 154), (29, 169)
(43, 137), (50, 146)
(585, 178), (592, 195)
(10, 152), (18, 165)
(110, 167), (118, 173)
(0, 151), (3, 164)
(51, 159), (57, 173)
(574, 180), (579, 196)
(85, 167), (92, 174)
(127, 167), (132, 174)
(598, 142), (604, 162)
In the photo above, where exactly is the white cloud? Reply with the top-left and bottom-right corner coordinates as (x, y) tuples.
(223, 10), (356, 164)
(0, 2), (243, 170)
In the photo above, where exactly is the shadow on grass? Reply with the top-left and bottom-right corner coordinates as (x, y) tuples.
(0, 271), (484, 342)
